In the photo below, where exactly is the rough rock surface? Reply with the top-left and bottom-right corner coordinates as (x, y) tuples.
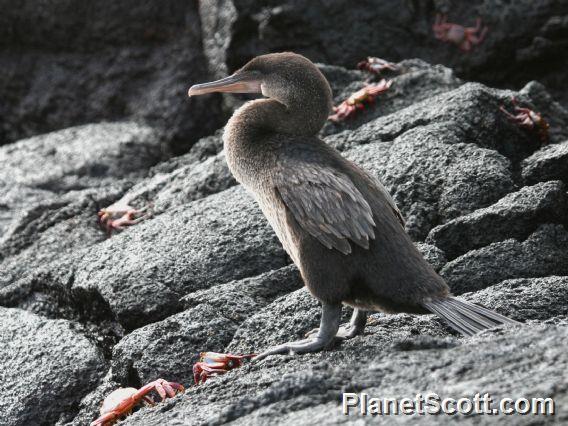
(0, 1), (225, 152)
(0, 307), (105, 426)
(199, 0), (568, 107)
(58, 187), (288, 329)
(427, 181), (568, 259)
(0, 122), (161, 235)
(118, 291), (567, 425)
(320, 59), (463, 136)
(440, 224), (568, 294)
(0, 122), (164, 293)
(465, 276), (568, 321)
(414, 242), (447, 272)
(120, 151), (237, 215)
(1, 38), (568, 426)
(325, 81), (557, 157)
(521, 140), (568, 185)
(110, 266), (302, 387)
(344, 129), (514, 240)
(71, 185), (289, 331)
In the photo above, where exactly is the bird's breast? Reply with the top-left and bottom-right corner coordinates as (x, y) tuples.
(223, 128), (277, 193)
(223, 140), (259, 192)
(255, 189), (302, 265)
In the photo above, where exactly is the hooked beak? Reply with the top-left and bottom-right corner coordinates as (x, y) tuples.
(188, 72), (262, 97)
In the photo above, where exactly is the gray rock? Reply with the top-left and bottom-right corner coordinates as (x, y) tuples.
(440, 224), (568, 294)
(198, 0), (568, 108)
(0, 1), (223, 152)
(521, 141), (568, 185)
(150, 131), (225, 176)
(0, 307), (106, 426)
(119, 322), (566, 425)
(0, 186), (125, 290)
(344, 127), (514, 240)
(227, 326), (566, 426)
(112, 304), (239, 386)
(198, 0), (238, 79)
(464, 276), (568, 322)
(91, 131), (232, 226)
(0, 122), (161, 238)
(427, 181), (568, 260)
(92, 131), (230, 224)
(180, 264), (301, 310)
(415, 242), (447, 272)
(72, 186), (288, 330)
(110, 266), (301, 385)
(118, 152), (236, 216)
(0, 123), (164, 292)
(325, 83), (542, 160)
(1, 49), (567, 426)
(0, 0), (187, 50)
(228, 288), (324, 354)
(320, 59), (462, 136)
(0, 122), (161, 188)
(61, 370), (120, 426)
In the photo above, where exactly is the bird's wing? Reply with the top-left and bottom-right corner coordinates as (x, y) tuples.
(357, 166), (405, 228)
(273, 145), (376, 255)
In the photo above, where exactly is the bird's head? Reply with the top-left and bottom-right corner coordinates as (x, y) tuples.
(189, 52), (333, 133)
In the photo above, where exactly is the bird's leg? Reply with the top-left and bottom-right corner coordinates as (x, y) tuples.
(254, 303), (341, 361)
(306, 308), (367, 340)
(336, 309), (367, 339)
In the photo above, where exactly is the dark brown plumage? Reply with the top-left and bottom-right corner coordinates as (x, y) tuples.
(188, 52), (519, 358)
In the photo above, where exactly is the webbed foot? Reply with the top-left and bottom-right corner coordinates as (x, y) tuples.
(254, 337), (334, 360)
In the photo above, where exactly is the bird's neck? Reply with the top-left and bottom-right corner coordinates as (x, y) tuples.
(223, 97), (330, 183)
(220, 98), (308, 185)
(225, 96), (330, 141)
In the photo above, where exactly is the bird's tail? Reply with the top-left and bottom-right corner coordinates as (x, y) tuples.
(421, 297), (520, 336)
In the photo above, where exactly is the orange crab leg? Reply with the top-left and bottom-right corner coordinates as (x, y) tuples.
(194, 364), (233, 384)
(91, 412), (119, 426)
(116, 380), (183, 410)
(199, 352), (255, 363)
(499, 105), (517, 120)
(192, 353), (256, 384)
(90, 397), (136, 426)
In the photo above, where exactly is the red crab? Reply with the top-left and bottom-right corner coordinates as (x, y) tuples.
(357, 57), (399, 76)
(329, 80), (392, 122)
(91, 379), (184, 426)
(98, 203), (149, 235)
(193, 352), (256, 384)
(500, 98), (549, 145)
(433, 14), (488, 52)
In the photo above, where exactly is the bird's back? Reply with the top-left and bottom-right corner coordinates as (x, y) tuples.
(340, 156), (449, 311)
